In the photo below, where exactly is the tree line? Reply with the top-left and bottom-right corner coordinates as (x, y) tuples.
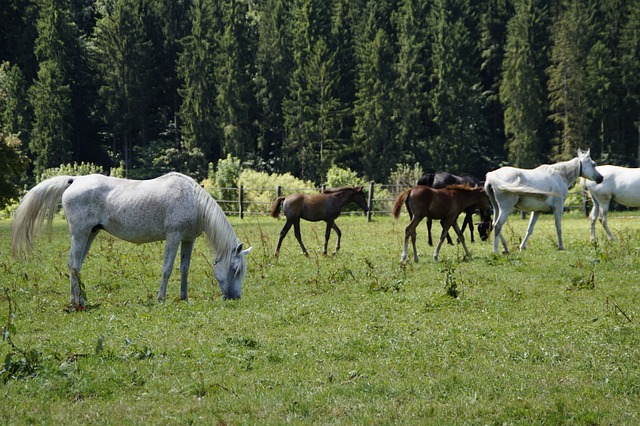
(1, 0), (639, 195)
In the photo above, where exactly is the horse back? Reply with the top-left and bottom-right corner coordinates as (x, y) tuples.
(62, 174), (202, 243)
(588, 165), (640, 207)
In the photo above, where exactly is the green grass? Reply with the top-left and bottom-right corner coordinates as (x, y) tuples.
(1, 212), (640, 424)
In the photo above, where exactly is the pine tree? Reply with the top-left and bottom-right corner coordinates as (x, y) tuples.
(500, 0), (550, 167)
(478, 0), (512, 164)
(393, 0), (428, 165)
(619, 0), (640, 163)
(352, 3), (397, 182)
(427, 0), (486, 174)
(92, 0), (157, 174)
(282, 0), (335, 182)
(177, 0), (222, 160)
(29, 0), (77, 176)
(254, 0), (291, 170)
(547, 0), (594, 160)
(217, 0), (256, 160)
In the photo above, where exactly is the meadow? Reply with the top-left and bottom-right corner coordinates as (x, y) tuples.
(1, 211), (639, 424)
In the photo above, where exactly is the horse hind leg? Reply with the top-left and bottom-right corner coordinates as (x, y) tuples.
(275, 220), (293, 257)
(293, 219), (308, 256)
(67, 227), (99, 309)
(179, 240), (195, 300)
(426, 218), (434, 246)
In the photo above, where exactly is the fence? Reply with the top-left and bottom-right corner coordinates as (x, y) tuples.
(211, 182), (405, 221)
(211, 183), (597, 220)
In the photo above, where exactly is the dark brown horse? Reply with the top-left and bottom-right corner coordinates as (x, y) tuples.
(417, 171), (490, 245)
(393, 184), (492, 262)
(271, 186), (369, 257)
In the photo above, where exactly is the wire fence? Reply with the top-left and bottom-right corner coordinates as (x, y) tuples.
(211, 183), (599, 220)
(210, 182), (406, 220)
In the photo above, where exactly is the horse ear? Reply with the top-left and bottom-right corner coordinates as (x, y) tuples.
(235, 243), (252, 256)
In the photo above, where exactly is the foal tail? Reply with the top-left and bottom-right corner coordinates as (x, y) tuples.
(11, 175), (75, 259)
(270, 196), (286, 219)
(392, 189), (411, 219)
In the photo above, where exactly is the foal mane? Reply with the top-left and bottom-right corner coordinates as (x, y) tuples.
(445, 183), (482, 192)
(322, 186), (360, 194)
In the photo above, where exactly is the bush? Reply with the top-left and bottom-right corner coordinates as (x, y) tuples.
(325, 165), (366, 188)
(206, 155), (242, 212)
(388, 163), (424, 188)
(38, 162), (104, 182)
(239, 170), (315, 214)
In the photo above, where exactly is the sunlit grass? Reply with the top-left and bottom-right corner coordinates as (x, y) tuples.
(1, 212), (639, 424)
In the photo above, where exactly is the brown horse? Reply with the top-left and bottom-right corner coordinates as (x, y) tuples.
(271, 186), (369, 257)
(393, 184), (492, 262)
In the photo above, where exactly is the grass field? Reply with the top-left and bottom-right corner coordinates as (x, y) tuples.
(1, 211), (640, 424)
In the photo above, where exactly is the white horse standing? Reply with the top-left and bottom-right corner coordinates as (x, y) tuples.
(12, 172), (251, 309)
(584, 165), (640, 241)
(484, 149), (603, 254)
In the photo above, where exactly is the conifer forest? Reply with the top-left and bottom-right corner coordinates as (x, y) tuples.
(1, 0), (639, 189)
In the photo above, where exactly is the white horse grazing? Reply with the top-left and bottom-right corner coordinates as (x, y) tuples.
(484, 149), (603, 254)
(11, 172), (252, 309)
(584, 165), (640, 241)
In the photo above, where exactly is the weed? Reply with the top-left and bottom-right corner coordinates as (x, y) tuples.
(440, 259), (459, 298)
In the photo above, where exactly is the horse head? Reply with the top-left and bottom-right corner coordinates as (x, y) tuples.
(578, 148), (603, 184)
(352, 186), (369, 213)
(214, 243), (252, 300)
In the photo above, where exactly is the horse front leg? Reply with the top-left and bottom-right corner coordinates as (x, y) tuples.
(520, 211), (541, 251)
(552, 208), (564, 251)
(275, 221), (293, 257)
(427, 218), (434, 246)
(598, 201), (616, 241)
(158, 235), (180, 301)
(462, 212), (474, 242)
(589, 201), (599, 242)
(179, 240), (195, 300)
(331, 222), (342, 254)
(452, 222), (471, 259)
(323, 221), (332, 255)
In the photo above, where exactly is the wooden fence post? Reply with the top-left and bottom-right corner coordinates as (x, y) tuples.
(276, 185), (282, 198)
(367, 181), (374, 222)
(239, 185), (244, 219)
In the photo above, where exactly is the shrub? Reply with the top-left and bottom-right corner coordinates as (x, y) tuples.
(388, 163), (424, 188)
(38, 162), (104, 181)
(325, 165), (366, 188)
(239, 170), (315, 214)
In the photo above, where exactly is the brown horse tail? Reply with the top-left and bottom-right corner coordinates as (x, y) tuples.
(392, 189), (411, 219)
(270, 196), (286, 218)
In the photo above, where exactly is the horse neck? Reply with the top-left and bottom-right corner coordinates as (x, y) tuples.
(196, 187), (238, 257)
(333, 188), (357, 206)
(549, 157), (580, 188)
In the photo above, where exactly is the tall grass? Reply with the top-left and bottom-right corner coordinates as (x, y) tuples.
(1, 212), (639, 424)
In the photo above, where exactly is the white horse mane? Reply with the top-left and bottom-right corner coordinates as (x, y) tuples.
(192, 181), (239, 265)
(542, 157), (581, 189)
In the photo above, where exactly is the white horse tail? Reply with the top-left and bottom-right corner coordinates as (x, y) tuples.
(11, 175), (75, 258)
